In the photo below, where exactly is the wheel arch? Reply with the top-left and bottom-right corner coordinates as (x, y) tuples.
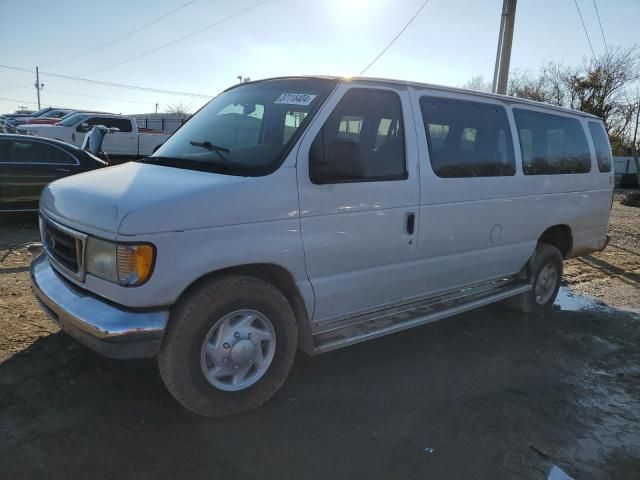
(175, 263), (315, 354)
(538, 224), (573, 259)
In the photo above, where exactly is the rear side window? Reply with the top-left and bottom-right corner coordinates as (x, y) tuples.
(98, 118), (133, 132)
(110, 118), (133, 133)
(587, 121), (612, 172)
(513, 109), (591, 175)
(83, 117), (106, 130)
(310, 89), (406, 183)
(4, 140), (76, 164)
(419, 97), (515, 177)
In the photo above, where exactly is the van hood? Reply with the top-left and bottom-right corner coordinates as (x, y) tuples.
(40, 162), (294, 236)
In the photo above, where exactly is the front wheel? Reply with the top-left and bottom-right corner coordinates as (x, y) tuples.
(507, 243), (563, 313)
(158, 275), (298, 417)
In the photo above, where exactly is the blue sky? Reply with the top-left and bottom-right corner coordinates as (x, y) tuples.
(0, 0), (638, 115)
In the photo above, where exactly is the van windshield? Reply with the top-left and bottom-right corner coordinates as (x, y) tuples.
(148, 78), (337, 176)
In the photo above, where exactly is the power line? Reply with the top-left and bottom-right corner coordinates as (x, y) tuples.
(0, 64), (212, 98)
(573, 0), (596, 59)
(82, 0), (270, 76)
(45, 88), (165, 105)
(359, 0), (431, 76)
(0, 82), (167, 106)
(592, 0), (609, 55)
(46, 0), (198, 67)
(0, 97), (38, 105)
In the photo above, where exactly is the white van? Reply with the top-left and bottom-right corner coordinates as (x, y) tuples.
(30, 76), (613, 417)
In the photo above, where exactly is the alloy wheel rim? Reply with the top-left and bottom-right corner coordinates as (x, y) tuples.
(200, 309), (276, 392)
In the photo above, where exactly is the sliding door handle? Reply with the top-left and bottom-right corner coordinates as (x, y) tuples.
(406, 213), (415, 235)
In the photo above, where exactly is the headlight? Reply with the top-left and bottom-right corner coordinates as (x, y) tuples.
(85, 237), (155, 286)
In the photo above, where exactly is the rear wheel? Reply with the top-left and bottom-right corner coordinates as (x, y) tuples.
(158, 275), (298, 417)
(506, 243), (563, 313)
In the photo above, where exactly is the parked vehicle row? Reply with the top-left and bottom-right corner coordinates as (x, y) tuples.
(30, 76), (614, 418)
(23, 109), (110, 126)
(1, 107), (72, 133)
(17, 113), (170, 159)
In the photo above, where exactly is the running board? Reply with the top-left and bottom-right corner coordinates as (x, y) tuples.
(312, 279), (532, 354)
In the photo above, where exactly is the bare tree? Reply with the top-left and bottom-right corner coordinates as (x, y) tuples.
(503, 47), (640, 155)
(461, 75), (492, 93)
(626, 92), (640, 186)
(165, 101), (192, 116)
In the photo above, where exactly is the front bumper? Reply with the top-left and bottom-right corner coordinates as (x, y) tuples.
(30, 254), (169, 359)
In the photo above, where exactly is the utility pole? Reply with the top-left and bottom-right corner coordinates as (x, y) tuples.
(492, 0), (518, 95)
(34, 66), (44, 109)
(155, 103), (159, 114)
(631, 101), (640, 188)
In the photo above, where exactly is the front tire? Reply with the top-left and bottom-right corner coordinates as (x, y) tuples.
(158, 275), (298, 417)
(507, 243), (563, 313)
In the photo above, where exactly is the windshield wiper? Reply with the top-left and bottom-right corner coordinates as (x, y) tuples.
(138, 156), (255, 176)
(189, 140), (230, 162)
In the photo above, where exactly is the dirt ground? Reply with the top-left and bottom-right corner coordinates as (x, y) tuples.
(564, 190), (640, 312)
(0, 193), (639, 479)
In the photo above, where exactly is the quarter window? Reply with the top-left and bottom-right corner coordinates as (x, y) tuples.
(310, 89), (406, 183)
(513, 109), (591, 175)
(587, 121), (612, 173)
(420, 97), (515, 177)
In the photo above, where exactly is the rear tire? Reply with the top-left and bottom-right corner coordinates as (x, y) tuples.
(506, 243), (563, 313)
(158, 275), (298, 417)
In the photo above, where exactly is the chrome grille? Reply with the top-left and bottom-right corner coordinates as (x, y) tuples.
(40, 215), (87, 280)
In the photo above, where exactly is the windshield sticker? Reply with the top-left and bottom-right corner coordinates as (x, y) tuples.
(274, 93), (317, 106)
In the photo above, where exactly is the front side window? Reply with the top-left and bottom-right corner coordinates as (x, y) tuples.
(5, 141), (76, 164)
(152, 78), (337, 176)
(0, 139), (11, 161)
(309, 88), (406, 183)
(420, 97), (515, 178)
(588, 121), (612, 172)
(513, 109), (591, 175)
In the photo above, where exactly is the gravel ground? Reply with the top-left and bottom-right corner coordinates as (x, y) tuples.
(0, 193), (638, 479)
(564, 191), (640, 312)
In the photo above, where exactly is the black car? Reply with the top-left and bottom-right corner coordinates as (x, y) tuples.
(0, 134), (107, 212)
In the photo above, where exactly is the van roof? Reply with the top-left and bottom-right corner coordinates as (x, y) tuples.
(246, 75), (602, 121)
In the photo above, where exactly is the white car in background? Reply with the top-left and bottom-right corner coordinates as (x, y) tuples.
(17, 113), (170, 160)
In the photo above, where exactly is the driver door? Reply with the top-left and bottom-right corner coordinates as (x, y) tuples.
(296, 85), (421, 324)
